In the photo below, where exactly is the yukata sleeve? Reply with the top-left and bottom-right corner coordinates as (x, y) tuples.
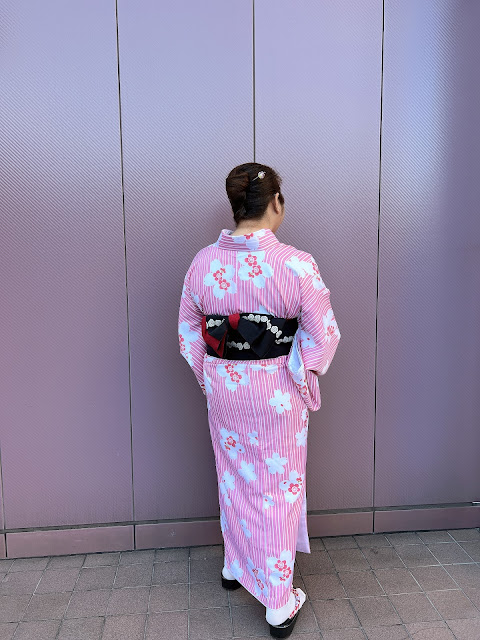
(297, 256), (341, 376)
(178, 264), (207, 395)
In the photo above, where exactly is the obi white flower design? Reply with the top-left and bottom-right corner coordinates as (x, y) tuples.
(238, 460), (257, 484)
(279, 470), (304, 503)
(251, 363), (278, 374)
(230, 559), (243, 580)
(265, 452), (288, 475)
(262, 494), (275, 510)
(267, 550), (294, 587)
(178, 321), (199, 366)
(220, 429), (245, 460)
(217, 363), (250, 392)
(220, 510), (228, 533)
(237, 251), (273, 289)
(232, 229), (265, 250)
(248, 431), (259, 446)
(204, 259), (237, 299)
(239, 518), (252, 539)
(220, 470), (235, 506)
(269, 389), (292, 414)
(324, 308), (341, 341)
(247, 557), (269, 598)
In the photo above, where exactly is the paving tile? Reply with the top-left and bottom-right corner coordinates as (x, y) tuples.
(102, 614), (146, 640)
(394, 544), (440, 568)
(113, 563), (152, 588)
(462, 586), (480, 608)
(189, 545), (224, 560)
(327, 549), (371, 572)
(354, 534), (392, 549)
(151, 560), (188, 585)
(385, 532), (424, 546)
(427, 589), (480, 620)
(337, 570), (384, 597)
(361, 547), (405, 570)
(83, 552), (120, 567)
(321, 536), (358, 550)
(389, 592), (443, 623)
(227, 584), (259, 606)
(446, 616), (480, 639)
(119, 549), (155, 565)
(459, 542), (480, 562)
(349, 595), (402, 627)
(0, 595), (32, 623)
(149, 583), (188, 612)
(106, 586), (150, 615)
(154, 548), (189, 563)
(0, 562), (14, 572)
(74, 566), (116, 591)
(447, 529), (480, 542)
(443, 563), (480, 589)
(46, 555), (85, 570)
(427, 543), (474, 564)
(56, 615), (104, 639)
(405, 620), (456, 639)
(64, 589), (110, 618)
(231, 604), (268, 637)
(189, 556), (224, 583)
(308, 537), (326, 551)
(311, 598), (360, 630)
(410, 565), (459, 591)
(189, 581), (228, 609)
(10, 619), (60, 639)
(321, 629), (366, 640)
(0, 571), (43, 596)
(35, 568), (80, 593)
(189, 606), (232, 639)
(288, 599), (318, 635)
(9, 558), (49, 573)
(302, 572), (346, 600)
(296, 550), (336, 575)
(22, 591), (71, 620)
(362, 624), (410, 639)
(417, 530), (456, 544)
(0, 622), (17, 640)
(373, 567), (423, 594)
(145, 610), (188, 639)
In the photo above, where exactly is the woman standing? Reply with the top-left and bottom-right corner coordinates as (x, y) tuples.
(178, 163), (341, 637)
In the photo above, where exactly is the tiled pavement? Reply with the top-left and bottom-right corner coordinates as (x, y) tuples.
(0, 529), (480, 639)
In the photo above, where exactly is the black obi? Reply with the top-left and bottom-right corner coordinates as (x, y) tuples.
(201, 313), (299, 360)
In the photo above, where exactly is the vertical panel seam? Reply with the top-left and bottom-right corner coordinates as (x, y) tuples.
(115, 0), (136, 546)
(373, 0), (386, 530)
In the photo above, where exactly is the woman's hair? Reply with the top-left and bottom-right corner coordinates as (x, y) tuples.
(226, 163), (285, 224)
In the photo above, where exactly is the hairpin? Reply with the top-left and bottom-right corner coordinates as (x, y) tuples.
(251, 170), (266, 181)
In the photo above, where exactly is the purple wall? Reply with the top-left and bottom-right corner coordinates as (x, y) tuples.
(0, 0), (478, 558)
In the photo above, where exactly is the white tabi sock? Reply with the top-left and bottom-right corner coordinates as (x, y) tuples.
(222, 564), (235, 580)
(265, 588), (306, 626)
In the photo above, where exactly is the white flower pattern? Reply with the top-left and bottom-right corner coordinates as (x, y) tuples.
(279, 470), (304, 504)
(217, 363), (250, 392)
(265, 452), (288, 475)
(220, 470), (235, 506)
(238, 460), (257, 484)
(237, 251), (273, 289)
(247, 557), (269, 597)
(267, 550), (294, 587)
(269, 389), (292, 414)
(204, 259), (237, 299)
(220, 429), (245, 460)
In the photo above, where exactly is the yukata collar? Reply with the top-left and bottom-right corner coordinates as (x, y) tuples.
(216, 227), (280, 252)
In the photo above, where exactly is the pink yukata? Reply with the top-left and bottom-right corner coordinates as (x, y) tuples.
(178, 227), (341, 610)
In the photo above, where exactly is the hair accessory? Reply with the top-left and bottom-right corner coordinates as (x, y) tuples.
(252, 170), (266, 181)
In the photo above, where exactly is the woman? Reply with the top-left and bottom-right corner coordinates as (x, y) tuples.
(178, 163), (341, 637)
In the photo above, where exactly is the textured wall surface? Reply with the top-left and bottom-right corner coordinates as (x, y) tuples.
(0, 0), (478, 555)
